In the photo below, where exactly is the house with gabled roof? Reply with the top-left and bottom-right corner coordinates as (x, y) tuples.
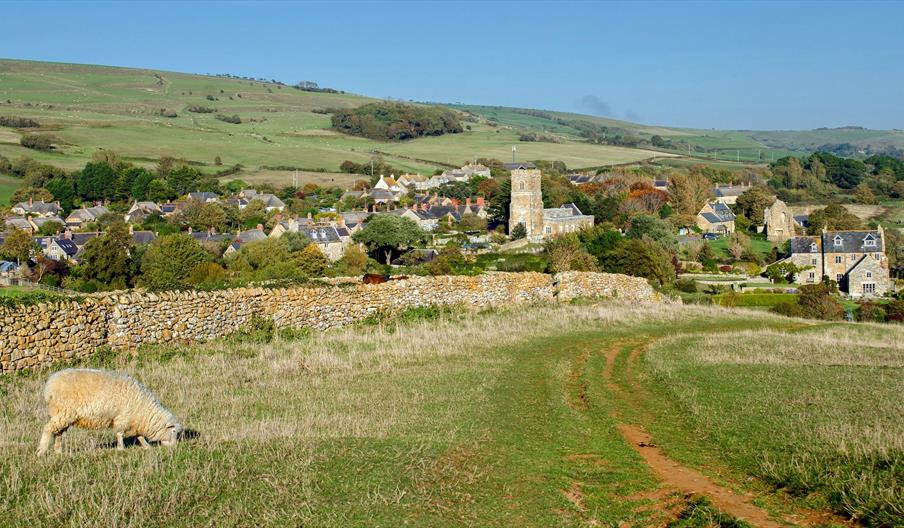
(712, 184), (750, 205)
(65, 205), (110, 228)
(11, 199), (62, 218)
(36, 237), (79, 263)
(695, 201), (736, 235)
(784, 226), (891, 298)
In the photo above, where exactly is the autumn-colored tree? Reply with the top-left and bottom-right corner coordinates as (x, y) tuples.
(668, 172), (712, 216)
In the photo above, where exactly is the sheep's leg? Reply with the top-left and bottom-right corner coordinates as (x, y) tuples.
(116, 432), (125, 451)
(53, 432), (64, 454)
(137, 436), (150, 449)
(37, 416), (71, 456)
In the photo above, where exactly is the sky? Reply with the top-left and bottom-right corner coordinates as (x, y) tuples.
(2, 1), (903, 131)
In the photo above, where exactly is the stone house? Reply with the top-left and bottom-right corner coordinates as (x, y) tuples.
(784, 226), (891, 298)
(712, 184), (750, 205)
(298, 225), (345, 261)
(509, 169), (594, 240)
(37, 237), (79, 263)
(11, 199), (62, 218)
(29, 216), (66, 233)
(762, 198), (797, 242)
(65, 206), (110, 228)
(695, 201), (736, 235)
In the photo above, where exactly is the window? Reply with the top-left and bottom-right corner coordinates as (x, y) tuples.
(836, 274), (843, 283)
(519, 182), (525, 191)
(863, 283), (876, 294)
(864, 235), (876, 247)
(544, 226), (551, 234)
(835, 256), (842, 264)
(807, 272), (815, 281)
(811, 258), (817, 265)
(810, 243), (818, 253)
(850, 254), (856, 262)
(866, 272), (872, 278)
(833, 235), (843, 246)
(875, 253), (881, 260)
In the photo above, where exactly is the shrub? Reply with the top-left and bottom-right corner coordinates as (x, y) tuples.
(232, 315), (275, 343)
(0, 116), (40, 128)
(797, 283), (844, 320)
(771, 300), (805, 318)
(187, 105), (217, 113)
(675, 278), (698, 293)
(855, 301), (886, 322)
(215, 114), (242, 124)
(20, 134), (55, 151)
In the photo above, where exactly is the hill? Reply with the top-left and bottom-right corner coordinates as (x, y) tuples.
(2, 302), (899, 526)
(0, 59), (672, 192)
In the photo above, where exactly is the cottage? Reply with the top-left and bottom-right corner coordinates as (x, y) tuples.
(186, 192), (220, 203)
(712, 184), (750, 205)
(784, 226), (891, 298)
(37, 237), (79, 263)
(298, 226), (345, 261)
(65, 206), (110, 228)
(11, 199), (62, 218)
(763, 198), (800, 242)
(240, 190), (286, 212)
(696, 201), (736, 235)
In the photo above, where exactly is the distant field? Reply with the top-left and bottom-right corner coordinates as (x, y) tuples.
(0, 59), (679, 177)
(232, 169), (362, 189)
(0, 173), (22, 205)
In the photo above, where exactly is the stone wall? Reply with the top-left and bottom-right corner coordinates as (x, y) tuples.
(1, 272), (666, 373)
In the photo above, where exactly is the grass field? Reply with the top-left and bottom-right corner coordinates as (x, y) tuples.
(705, 236), (776, 260)
(0, 59), (668, 176)
(0, 173), (21, 204)
(1, 301), (899, 526)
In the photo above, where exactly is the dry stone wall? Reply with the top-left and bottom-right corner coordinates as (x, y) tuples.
(1, 272), (665, 373)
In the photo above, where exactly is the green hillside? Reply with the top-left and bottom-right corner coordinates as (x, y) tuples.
(0, 59), (669, 191)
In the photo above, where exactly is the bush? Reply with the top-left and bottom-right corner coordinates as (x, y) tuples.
(187, 105), (217, 113)
(855, 301), (886, 322)
(232, 315), (275, 343)
(771, 300), (805, 318)
(0, 116), (40, 128)
(797, 283), (844, 320)
(20, 134), (55, 151)
(675, 278), (698, 293)
(215, 114), (242, 124)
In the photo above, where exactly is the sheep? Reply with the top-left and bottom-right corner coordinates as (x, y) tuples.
(37, 368), (183, 456)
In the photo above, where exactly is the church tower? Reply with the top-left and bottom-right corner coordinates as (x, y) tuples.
(509, 169), (544, 238)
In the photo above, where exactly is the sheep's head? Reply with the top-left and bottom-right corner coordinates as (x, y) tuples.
(152, 421), (183, 446)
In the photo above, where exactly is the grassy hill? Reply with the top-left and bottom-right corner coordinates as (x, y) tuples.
(0, 59), (672, 192)
(1, 302), (900, 526)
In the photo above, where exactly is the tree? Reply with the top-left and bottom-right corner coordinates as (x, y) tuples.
(352, 215), (426, 265)
(625, 214), (677, 250)
(727, 231), (751, 261)
(196, 203), (227, 231)
(806, 204), (864, 234)
(336, 244), (368, 275)
(147, 178), (175, 202)
(510, 222), (527, 240)
(0, 227), (38, 265)
(78, 223), (136, 289)
(76, 161), (117, 201)
(733, 186), (775, 226)
(45, 177), (77, 212)
(853, 183), (877, 204)
(668, 172), (712, 217)
(140, 234), (210, 290)
(607, 238), (675, 286)
(797, 282), (844, 320)
(37, 220), (64, 236)
(545, 234), (598, 273)
(9, 187), (53, 205)
(294, 244), (330, 277)
(764, 260), (806, 283)
(458, 213), (487, 232)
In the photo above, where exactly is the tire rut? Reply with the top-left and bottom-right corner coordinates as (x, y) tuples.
(601, 339), (847, 528)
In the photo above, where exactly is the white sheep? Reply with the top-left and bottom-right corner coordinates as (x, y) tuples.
(37, 368), (183, 455)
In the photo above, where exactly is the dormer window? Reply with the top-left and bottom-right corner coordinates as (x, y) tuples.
(833, 235), (843, 247)
(810, 243), (818, 253)
(864, 234), (877, 247)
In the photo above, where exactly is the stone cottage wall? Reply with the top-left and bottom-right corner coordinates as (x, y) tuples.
(1, 272), (665, 373)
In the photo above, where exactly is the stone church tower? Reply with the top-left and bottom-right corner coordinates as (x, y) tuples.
(509, 169), (544, 237)
(764, 198), (796, 242)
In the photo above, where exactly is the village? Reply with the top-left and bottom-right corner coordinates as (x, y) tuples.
(0, 153), (897, 320)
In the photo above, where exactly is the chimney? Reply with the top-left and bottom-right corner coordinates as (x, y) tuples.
(477, 196), (485, 207)
(63, 228), (72, 240)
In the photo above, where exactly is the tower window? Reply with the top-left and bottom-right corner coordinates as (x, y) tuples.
(519, 182), (524, 191)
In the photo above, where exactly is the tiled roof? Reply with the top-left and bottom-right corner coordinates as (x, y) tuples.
(300, 226), (341, 243)
(823, 230), (883, 253)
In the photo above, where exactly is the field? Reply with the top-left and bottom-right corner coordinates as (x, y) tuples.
(1, 302), (900, 527)
(0, 173), (21, 204)
(705, 235), (776, 260)
(0, 59), (667, 177)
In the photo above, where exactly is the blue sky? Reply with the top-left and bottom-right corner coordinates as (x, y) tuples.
(3, 1), (903, 130)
